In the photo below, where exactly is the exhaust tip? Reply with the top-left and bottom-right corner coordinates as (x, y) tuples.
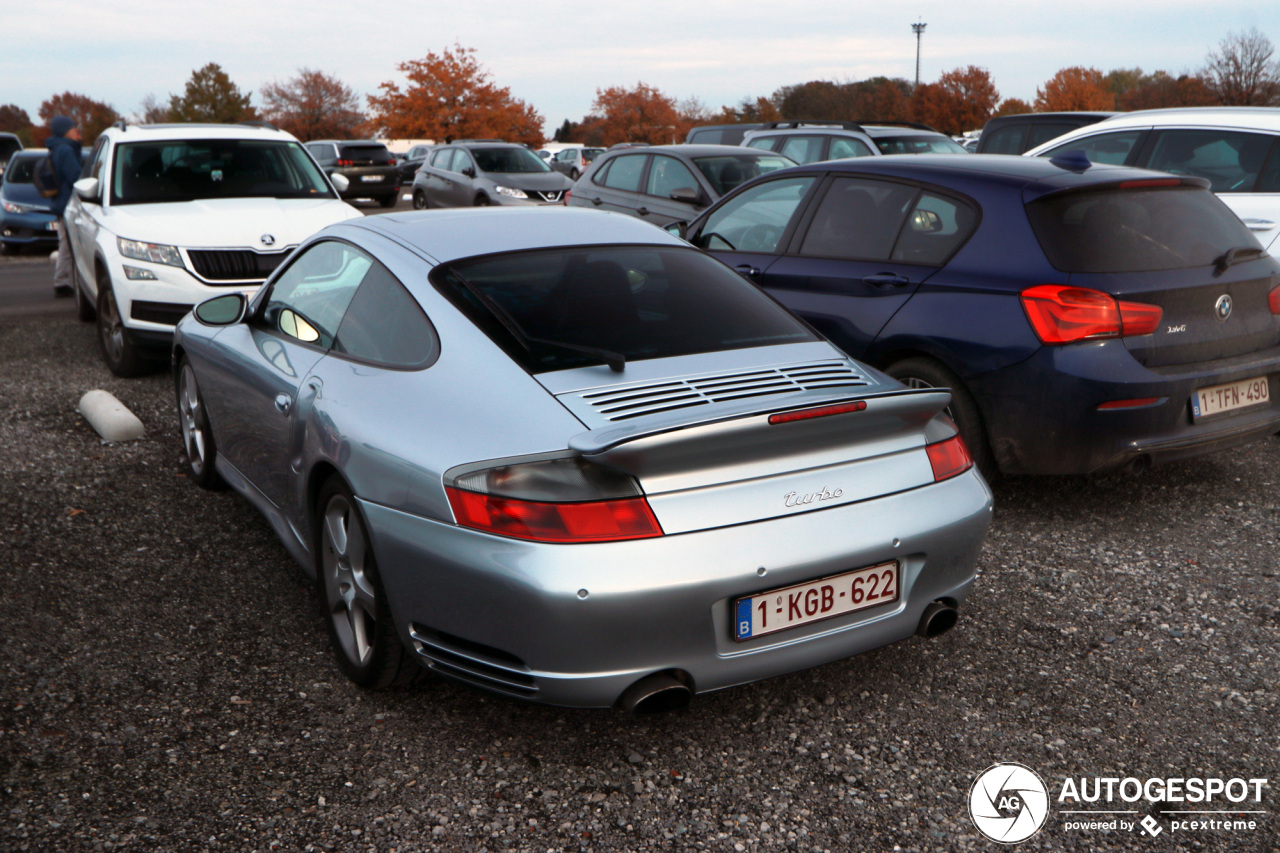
(617, 671), (692, 714)
(917, 600), (959, 638)
(1123, 454), (1151, 475)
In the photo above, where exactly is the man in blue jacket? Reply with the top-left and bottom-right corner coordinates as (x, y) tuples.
(47, 115), (82, 297)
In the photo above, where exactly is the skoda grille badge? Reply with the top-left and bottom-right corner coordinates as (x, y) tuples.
(1215, 294), (1232, 321)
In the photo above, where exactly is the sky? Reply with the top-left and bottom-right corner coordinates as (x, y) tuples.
(4, 1), (1278, 138)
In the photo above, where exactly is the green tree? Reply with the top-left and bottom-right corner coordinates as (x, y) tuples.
(169, 63), (256, 123)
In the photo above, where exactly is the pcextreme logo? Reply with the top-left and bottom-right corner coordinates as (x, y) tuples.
(967, 764), (1270, 843)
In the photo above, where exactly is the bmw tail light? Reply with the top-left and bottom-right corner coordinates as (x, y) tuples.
(445, 456), (663, 543)
(926, 435), (973, 482)
(1021, 284), (1162, 344)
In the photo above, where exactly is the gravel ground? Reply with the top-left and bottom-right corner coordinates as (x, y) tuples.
(1, 312), (1277, 853)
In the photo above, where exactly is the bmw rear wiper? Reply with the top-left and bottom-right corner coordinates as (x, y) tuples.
(451, 271), (626, 372)
(1214, 245), (1265, 274)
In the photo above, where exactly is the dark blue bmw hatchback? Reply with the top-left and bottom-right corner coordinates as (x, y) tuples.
(681, 153), (1280, 475)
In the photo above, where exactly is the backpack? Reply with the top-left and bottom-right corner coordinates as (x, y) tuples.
(33, 155), (59, 198)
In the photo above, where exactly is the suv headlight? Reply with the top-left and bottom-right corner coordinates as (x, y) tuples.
(118, 237), (183, 268)
(494, 185), (527, 199)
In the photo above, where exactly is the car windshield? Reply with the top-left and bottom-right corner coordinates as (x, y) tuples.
(473, 147), (550, 174)
(873, 135), (968, 155)
(432, 245), (816, 373)
(691, 154), (795, 196)
(3, 156), (39, 183)
(1027, 185), (1262, 273)
(110, 139), (335, 204)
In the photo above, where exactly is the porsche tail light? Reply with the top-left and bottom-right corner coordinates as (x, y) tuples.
(445, 456), (663, 543)
(1021, 284), (1162, 344)
(926, 434), (973, 482)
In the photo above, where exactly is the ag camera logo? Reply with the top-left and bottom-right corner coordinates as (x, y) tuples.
(969, 763), (1050, 843)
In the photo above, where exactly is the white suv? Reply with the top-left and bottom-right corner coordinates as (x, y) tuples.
(1025, 108), (1280, 256)
(65, 123), (361, 375)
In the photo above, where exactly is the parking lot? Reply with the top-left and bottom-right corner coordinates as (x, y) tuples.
(1, 250), (1277, 851)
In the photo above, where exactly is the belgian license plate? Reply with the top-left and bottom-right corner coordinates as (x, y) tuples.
(734, 561), (899, 641)
(361, 175), (383, 182)
(1191, 376), (1269, 419)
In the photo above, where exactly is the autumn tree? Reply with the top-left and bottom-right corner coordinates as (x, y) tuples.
(589, 83), (687, 145)
(0, 104), (34, 145)
(1202, 27), (1280, 105)
(37, 92), (120, 144)
(911, 66), (999, 134)
(1035, 67), (1115, 111)
(261, 68), (365, 141)
(719, 96), (781, 123)
(992, 97), (1033, 117)
(134, 94), (171, 124)
(169, 63), (256, 123)
(365, 44), (542, 146)
(1118, 72), (1215, 110)
(773, 77), (912, 122)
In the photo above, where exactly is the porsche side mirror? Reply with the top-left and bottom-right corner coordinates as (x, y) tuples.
(193, 293), (247, 326)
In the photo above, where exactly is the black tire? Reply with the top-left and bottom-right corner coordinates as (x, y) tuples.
(95, 271), (148, 377)
(315, 477), (420, 689)
(412, 189), (429, 210)
(175, 357), (225, 490)
(570, 168), (581, 180)
(378, 193), (398, 208)
(72, 257), (95, 322)
(474, 195), (491, 207)
(886, 357), (998, 481)
(0, 241), (16, 256)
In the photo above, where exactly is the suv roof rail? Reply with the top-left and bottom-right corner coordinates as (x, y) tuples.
(114, 119), (128, 131)
(453, 138), (505, 144)
(856, 120), (941, 133)
(760, 120), (867, 133)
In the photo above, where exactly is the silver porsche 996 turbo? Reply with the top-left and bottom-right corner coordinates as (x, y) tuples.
(172, 207), (992, 711)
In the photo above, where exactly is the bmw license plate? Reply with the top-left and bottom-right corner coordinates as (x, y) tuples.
(734, 561), (899, 641)
(1191, 376), (1269, 420)
(361, 175), (383, 182)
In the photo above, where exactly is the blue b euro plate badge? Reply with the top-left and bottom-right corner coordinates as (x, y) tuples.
(733, 561), (899, 642)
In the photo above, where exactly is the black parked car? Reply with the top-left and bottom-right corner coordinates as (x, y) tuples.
(304, 139), (400, 207)
(975, 112), (1117, 154)
(567, 144), (793, 227)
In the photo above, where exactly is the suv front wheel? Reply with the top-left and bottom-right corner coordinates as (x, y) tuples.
(96, 271), (147, 377)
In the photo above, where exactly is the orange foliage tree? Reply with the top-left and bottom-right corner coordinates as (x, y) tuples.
(992, 97), (1033, 117)
(1119, 72), (1216, 110)
(261, 69), (365, 141)
(720, 96), (781, 123)
(365, 44), (543, 145)
(911, 66), (999, 134)
(37, 92), (120, 145)
(1035, 67), (1115, 111)
(589, 83), (689, 146)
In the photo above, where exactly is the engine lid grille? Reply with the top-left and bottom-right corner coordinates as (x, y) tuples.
(565, 360), (874, 423)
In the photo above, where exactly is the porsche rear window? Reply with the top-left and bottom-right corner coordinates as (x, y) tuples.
(1026, 185), (1262, 273)
(433, 245), (816, 373)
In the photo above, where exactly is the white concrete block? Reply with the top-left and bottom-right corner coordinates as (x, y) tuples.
(78, 390), (145, 442)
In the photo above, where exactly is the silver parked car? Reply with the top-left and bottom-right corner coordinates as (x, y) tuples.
(172, 208), (992, 711)
(411, 141), (572, 209)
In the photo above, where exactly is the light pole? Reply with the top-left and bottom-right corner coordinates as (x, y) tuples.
(912, 21), (927, 89)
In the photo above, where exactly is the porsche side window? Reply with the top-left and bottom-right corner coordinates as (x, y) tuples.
(334, 264), (439, 368)
(261, 241), (370, 348)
